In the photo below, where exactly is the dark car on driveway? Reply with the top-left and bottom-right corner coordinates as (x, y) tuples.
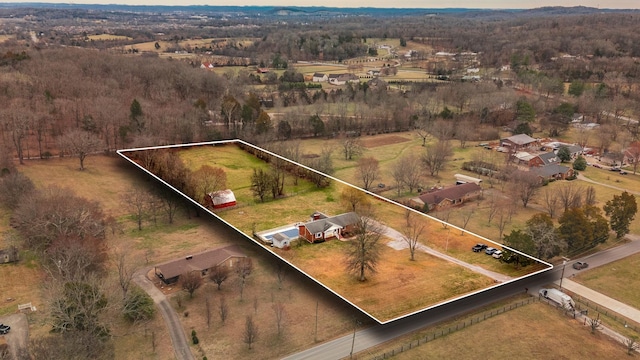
(0, 323), (10, 334)
(472, 244), (487, 252)
(573, 261), (589, 270)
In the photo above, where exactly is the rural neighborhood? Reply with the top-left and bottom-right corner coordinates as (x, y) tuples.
(1, 3), (640, 360)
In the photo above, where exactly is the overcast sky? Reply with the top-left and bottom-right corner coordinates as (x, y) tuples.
(0, 1), (639, 10)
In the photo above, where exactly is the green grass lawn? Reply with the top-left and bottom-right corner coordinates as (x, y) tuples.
(573, 252), (640, 311)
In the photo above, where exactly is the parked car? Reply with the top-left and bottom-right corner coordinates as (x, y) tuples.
(573, 261), (589, 270)
(620, 170), (628, 175)
(592, 163), (602, 168)
(492, 250), (503, 259)
(609, 167), (621, 172)
(485, 247), (496, 255)
(0, 324), (10, 334)
(472, 244), (487, 252)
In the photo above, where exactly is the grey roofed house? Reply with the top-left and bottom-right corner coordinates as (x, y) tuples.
(154, 245), (246, 284)
(531, 164), (573, 179)
(411, 183), (481, 209)
(304, 212), (358, 234)
(538, 152), (561, 166)
(501, 134), (538, 146)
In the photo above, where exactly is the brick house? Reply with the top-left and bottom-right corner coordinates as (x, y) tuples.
(154, 245), (246, 285)
(410, 183), (482, 212)
(298, 212), (358, 243)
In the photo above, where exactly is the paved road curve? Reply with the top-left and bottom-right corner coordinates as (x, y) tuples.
(133, 270), (194, 360)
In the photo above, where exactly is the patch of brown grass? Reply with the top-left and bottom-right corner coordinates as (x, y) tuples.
(366, 301), (628, 360)
(361, 135), (411, 148)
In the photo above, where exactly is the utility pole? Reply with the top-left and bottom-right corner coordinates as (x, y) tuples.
(350, 318), (359, 359)
(559, 258), (569, 289)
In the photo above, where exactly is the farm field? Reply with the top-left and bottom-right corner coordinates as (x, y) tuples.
(121, 140), (549, 323)
(573, 252), (640, 311)
(8, 154), (357, 359)
(364, 300), (630, 360)
(87, 34), (132, 41)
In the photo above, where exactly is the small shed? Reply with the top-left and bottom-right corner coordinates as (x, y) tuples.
(272, 233), (292, 249)
(0, 246), (18, 264)
(206, 189), (237, 209)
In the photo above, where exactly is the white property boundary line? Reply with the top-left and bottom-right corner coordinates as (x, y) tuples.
(117, 139), (553, 325)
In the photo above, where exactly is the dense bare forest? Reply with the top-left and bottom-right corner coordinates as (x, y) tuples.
(0, 7), (639, 163)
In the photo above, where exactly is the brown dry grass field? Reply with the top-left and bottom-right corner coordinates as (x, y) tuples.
(362, 300), (631, 360)
(87, 34), (132, 41)
(7, 155), (355, 359)
(159, 142), (546, 322)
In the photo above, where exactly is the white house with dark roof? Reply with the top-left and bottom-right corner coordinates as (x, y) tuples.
(312, 73), (328, 82)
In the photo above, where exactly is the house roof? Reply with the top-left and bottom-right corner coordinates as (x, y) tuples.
(538, 152), (560, 165)
(273, 233), (289, 241)
(515, 151), (536, 162)
(313, 73), (326, 77)
(303, 212), (358, 234)
(155, 245), (246, 280)
(565, 144), (583, 154)
(503, 134), (537, 145)
(414, 183), (481, 206)
(531, 164), (571, 177)
(328, 74), (341, 79)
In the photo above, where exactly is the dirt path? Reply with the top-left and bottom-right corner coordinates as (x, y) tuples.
(382, 225), (513, 283)
(133, 269), (194, 360)
(577, 173), (640, 195)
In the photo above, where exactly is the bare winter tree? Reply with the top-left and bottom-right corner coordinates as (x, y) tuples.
(114, 248), (135, 299)
(402, 213), (426, 261)
(205, 296), (212, 329)
(339, 186), (369, 213)
(422, 139), (452, 176)
(209, 264), (230, 290)
(625, 336), (638, 355)
(356, 157), (379, 191)
(243, 315), (259, 349)
(541, 187), (560, 218)
(219, 296), (229, 324)
(557, 183), (583, 212)
(345, 213), (383, 282)
(190, 165), (227, 205)
(180, 271), (203, 299)
(236, 258), (253, 301)
(122, 187), (155, 231)
(272, 302), (287, 338)
(58, 129), (103, 170)
(342, 137), (363, 160)
(508, 170), (541, 208)
(585, 186), (597, 206)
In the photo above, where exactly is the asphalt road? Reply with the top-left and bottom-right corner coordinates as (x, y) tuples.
(133, 270), (194, 360)
(284, 236), (640, 360)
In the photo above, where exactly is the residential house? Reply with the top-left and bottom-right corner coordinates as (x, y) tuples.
(328, 73), (359, 86)
(529, 152), (561, 167)
(500, 134), (540, 151)
(256, 68), (270, 74)
(298, 212), (358, 243)
(312, 73), (328, 82)
(200, 62), (214, 69)
(409, 183), (482, 212)
(154, 245), (246, 285)
(366, 69), (381, 77)
(204, 189), (237, 209)
(514, 151), (538, 166)
(531, 164), (574, 181)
